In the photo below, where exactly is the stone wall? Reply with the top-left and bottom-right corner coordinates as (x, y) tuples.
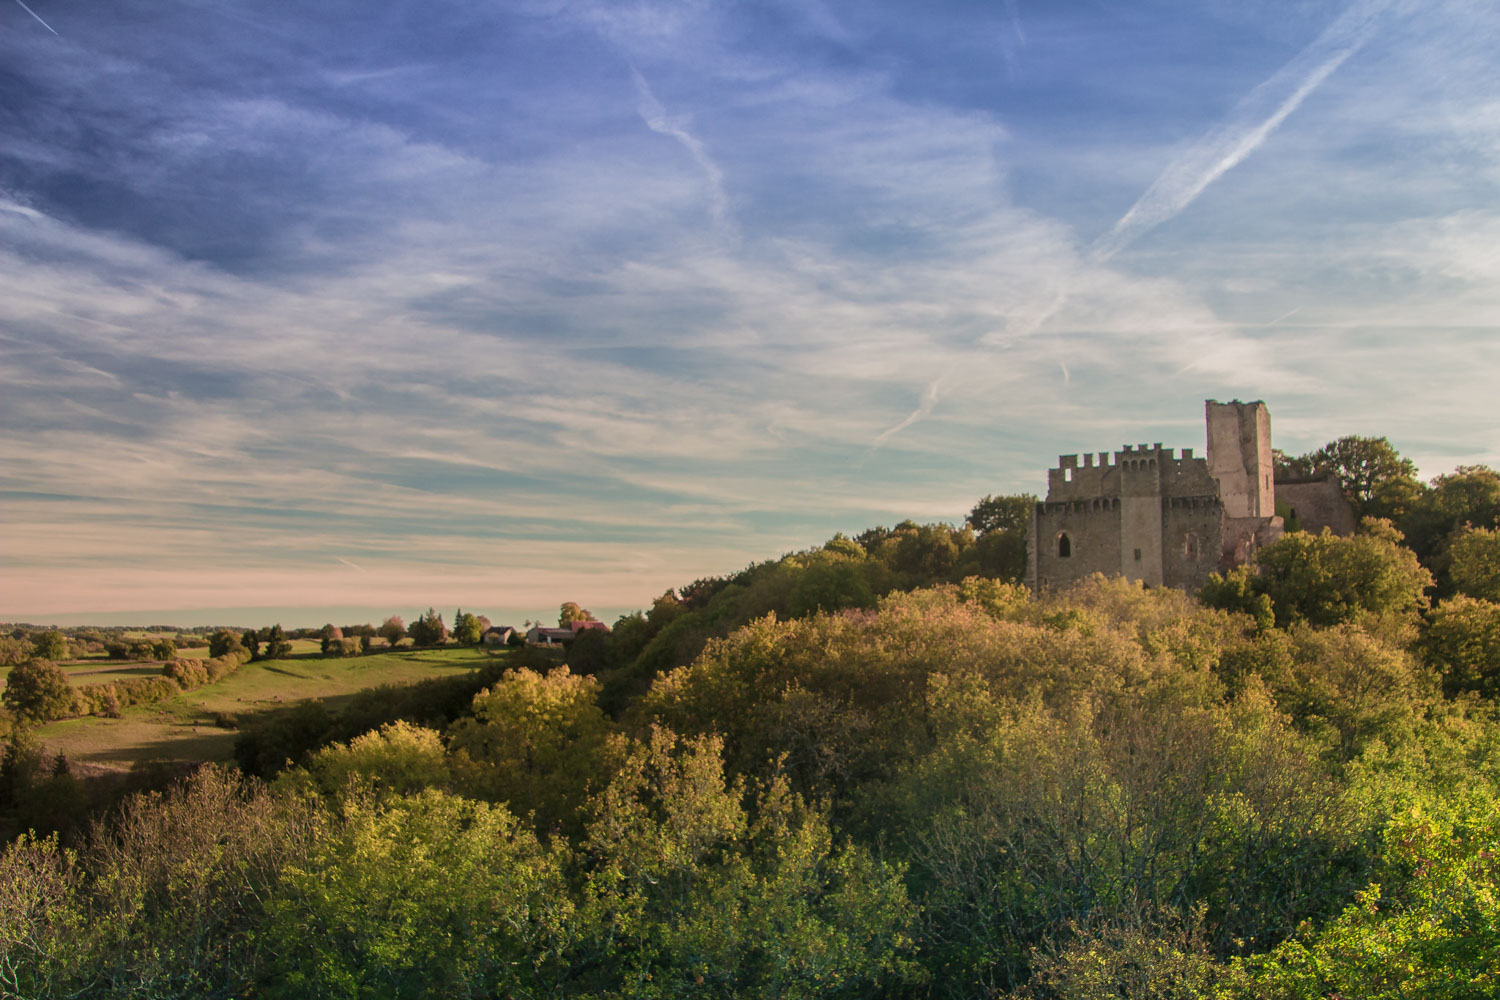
(1276, 477), (1356, 536)
(1032, 496), (1124, 590)
(1162, 495), (1225, 590)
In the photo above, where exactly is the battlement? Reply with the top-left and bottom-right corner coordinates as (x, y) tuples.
(1046, 442), (1213, 500)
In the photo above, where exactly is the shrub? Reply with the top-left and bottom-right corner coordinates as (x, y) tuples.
(305, 721), (452, 798)
(2, 659), (74, 723)
(208, 629), (244, 659)
(30, 631), (69, 661)
(162, 659), (209, 688)
(1421, 596), (1500, 698)
(1254, 520), (1432, 632)
(262, 789), (568, 1000)
(1450, 527), (1500, 602)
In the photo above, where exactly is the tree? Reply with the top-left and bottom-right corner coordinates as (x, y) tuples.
(787, 554), (875, 618)
(1300, 436), (1421, 520)
(318, 623), (343, 654)
(1231, 806), (1500, 1000)
(576, 728), (917, 997)
(30, 631), (68, 661)
(1420, 596), (1500, 698)
(262, 789), (569, 1000)
(1273, 448), (1317, 480)
(2, 659), (74, 724)
(565, 627), (610, 676)
(407, 608), (447, 647)
(452, 609), (483, 646)
(448, 666), (616, 831)
(151, 638), (176, 661)
(559, 601), (594, 626)
(1401, 465), (1500, 567)
(306, 721), (452, 798)
(378, 616), (405, 648)
(262, 624), (292, 660)
(1198, 565), (1275, 631)
(678, 575), (728, 609)
(646, 590), (684, 630)
(1253, 519), (1433, 630)
(241, 630), (261, 660)
(1449, 527), (1500, 602)
(967, 493), (1037, 536)
(208, 629), (245, 659)
(960, 495), (1038, 582)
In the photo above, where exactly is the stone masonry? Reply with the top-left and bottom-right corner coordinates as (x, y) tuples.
(1027, 400), (1286, 592)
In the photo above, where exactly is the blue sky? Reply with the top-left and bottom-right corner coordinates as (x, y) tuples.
(3, 0), (1498, 627)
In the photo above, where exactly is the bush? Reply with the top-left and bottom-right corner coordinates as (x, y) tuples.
(1421, 596), (1500, 698)
(1450, 527), (1500, 602)
(1231, 803), (1500, 999)
(162, 659), (209, 688)
(1254, 520), (1432, 632)
(262, 789), (567, 1000)
(208, 629), (245, 659)
(2, 659), (74, 723)
(30, 631), (69, 661)
(0, 636), (33, 667)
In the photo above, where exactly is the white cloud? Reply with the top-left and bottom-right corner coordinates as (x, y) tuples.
(4, 0), (1500, 618)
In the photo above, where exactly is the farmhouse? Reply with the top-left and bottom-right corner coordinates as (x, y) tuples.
(481, 626), (516, 648)
(524, 619), (610, 647)
(1026, 399), (1352, 593)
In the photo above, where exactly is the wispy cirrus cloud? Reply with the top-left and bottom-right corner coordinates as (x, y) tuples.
(630, 65), (735, 236)
(1090, 0), (1391, 261)
(872, 377), (943, 449)
(2, 0), (1499, 623)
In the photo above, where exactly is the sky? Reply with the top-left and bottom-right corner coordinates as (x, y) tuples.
(3, 0), (1499, 628)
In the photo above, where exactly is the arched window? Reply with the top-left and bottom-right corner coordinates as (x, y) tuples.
(1185, 533), (1199, 561)
(1058, 533), (1072, 558)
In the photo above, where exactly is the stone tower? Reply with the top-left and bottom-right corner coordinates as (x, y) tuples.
(1205, 399), (1273, 519)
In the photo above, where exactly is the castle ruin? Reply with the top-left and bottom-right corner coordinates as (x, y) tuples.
(1026, 400), (1289, 592)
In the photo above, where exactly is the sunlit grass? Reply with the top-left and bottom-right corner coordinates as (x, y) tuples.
(36, 645), (495, 769)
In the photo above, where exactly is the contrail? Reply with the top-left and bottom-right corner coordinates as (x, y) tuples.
(872, 377), (943, 449)
(631, 64), (733, 235)
(337, 557), (364, 572)
(13, 0), (58, 35)
(1089, 0), (1387, 262)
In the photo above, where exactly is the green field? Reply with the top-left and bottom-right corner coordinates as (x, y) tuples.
(34, 646), (496, 771)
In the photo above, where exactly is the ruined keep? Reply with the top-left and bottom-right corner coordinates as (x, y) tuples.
(1027, 400), (1286, 592)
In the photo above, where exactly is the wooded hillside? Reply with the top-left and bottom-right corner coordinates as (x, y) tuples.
(3, 447), (1499, 999)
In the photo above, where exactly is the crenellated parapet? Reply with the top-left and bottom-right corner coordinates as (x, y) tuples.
(1044, 443), (1215, 501)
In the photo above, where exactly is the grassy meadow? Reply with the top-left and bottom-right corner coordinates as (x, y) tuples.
(32, 645), (495, 770)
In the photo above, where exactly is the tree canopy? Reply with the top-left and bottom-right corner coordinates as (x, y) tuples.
(1, 658), (74, 723)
